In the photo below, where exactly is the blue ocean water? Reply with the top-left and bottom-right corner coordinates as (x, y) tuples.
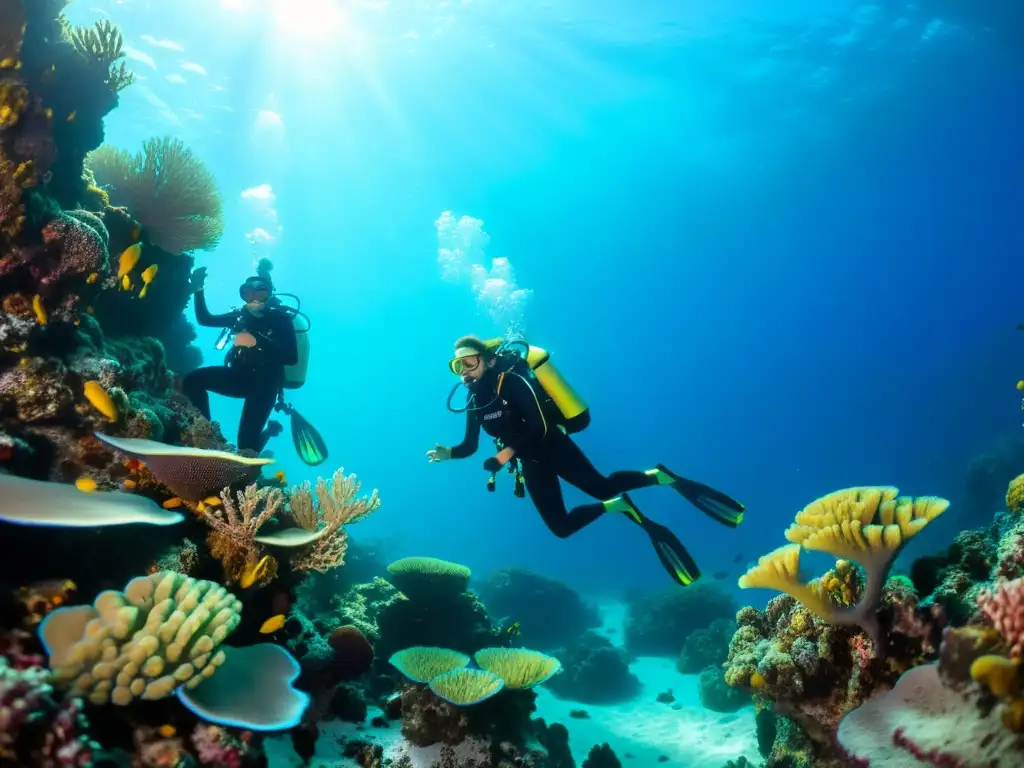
(73, 0), (1023, 605)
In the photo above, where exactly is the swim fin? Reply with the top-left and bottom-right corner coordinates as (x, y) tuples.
(290, 408), (328, 467)
(622, 493), (701, 587)
(655, 464), (745, 528)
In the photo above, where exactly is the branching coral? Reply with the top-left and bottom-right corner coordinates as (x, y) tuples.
(978, 577), (1024, 658)
(201, 484), (283, 586)
(286, 467), (381, 573)
(739, 486), (948, 648)
(63, 19), (134, 93)
(86, 137), (224, 255)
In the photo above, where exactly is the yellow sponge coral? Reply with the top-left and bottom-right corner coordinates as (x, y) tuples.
(740, 487), (948, 648)
(39, 571), (241, 705)
(1007, 474), (1024, 515)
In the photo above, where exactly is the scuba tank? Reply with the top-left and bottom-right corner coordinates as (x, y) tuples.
(483, 337), (591, 434)
(272, 293), (310, 389)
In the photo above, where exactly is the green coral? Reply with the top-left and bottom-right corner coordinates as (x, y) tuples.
(389, 646), (470, 683)
(428, 668), (504, 706)
(473, 648), (561, 689)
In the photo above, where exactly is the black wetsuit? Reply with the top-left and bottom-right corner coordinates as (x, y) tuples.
(182, 291), (298, 454)
(451, 367), (658, 538)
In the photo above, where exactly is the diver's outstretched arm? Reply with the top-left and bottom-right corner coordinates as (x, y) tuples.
(449, 410), (481, 459)
(193, 289), (237, 329)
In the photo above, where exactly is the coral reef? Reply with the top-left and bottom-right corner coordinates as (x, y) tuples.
(479, 567), (600, 651)
(624, 580), (737, 656)
(678, 617), (736, 675)
(545, 631), (640, 704)
(698, 665), (750, 713)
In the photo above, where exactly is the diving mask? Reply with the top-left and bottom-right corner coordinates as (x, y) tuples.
(449, 347), (483, 376)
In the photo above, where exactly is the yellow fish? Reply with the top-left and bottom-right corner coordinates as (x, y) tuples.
(117, 243), (142, 283)
(259, 614), (286, 634)
(120, 479), (137, 490)
(157, 724), (176, 738)
(240, 555), (273, 589)
(162, 497), (184, 509)
(83, 381), (117, 421)
(75, 476), (97, 492)
(138, 264), (158, 298)
(202, 496), (221, 507)
(121, 274), (131, 291)
(86, 272), (98, 284)
(31, 294), (46, 325)
(274, 470), (286, 484)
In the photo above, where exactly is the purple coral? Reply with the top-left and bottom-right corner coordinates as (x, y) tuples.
(977, 577), (1024, 658)
(0, 657), (95, 766)
(38, 213), (109, 289)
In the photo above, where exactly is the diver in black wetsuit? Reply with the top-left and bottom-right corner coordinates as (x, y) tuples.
(427, 336), (746, 587)
(182, 267), (298, 455)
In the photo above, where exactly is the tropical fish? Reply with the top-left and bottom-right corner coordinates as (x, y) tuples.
(161, 497), (184, 509)
(117, 243), (142, 281)
(259, 614), (286, 634)
(157, 724), (175, 738)
(240, 555), (273, 589)
(83, 380), (117, 421)
(138, 264), (158, 298)
(86, 272), (98, 284)
(274, 470), (286, 484)
(120, 479), (137, 490)
(502, 620), (521, 638)
(31, 294), (46, 325)
(75, 476), (97, 492)
(121, 274), (131, 291)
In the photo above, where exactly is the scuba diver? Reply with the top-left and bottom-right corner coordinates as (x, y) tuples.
(427, 336), (746, 587)
(182, 264), (327, 465)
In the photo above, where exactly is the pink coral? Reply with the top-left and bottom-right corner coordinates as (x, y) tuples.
(977, 577), (1024, 658)
(38, 213), (109, 289)
(191, 724), (246, 768)
(0, 656), (94, 766)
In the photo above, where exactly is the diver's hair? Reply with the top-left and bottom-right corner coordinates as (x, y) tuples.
(454, 335), (492, 360)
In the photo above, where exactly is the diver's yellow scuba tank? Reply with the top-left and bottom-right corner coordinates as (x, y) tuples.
(485, 338), (591, 434)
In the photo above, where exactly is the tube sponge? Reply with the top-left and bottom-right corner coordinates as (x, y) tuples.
(428, 668), (504, 706)
(741, 487), (948, 647)
(39, 571), (241, 706)
(473, 648), (562, 689)
(389, 647), (470, 683)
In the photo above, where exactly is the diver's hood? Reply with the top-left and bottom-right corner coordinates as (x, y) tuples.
(239, 275), (274, 298)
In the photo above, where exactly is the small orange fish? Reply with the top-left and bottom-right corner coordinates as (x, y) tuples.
(259, 614), (286, 634)
(157, 724), (175, 738)
(31, 294), (46, 325)
(161, 497), (183, 509)
(240, 555), (273, 589)
(202, 496), (221, 507)
(75, 476), (97, 492)
(83, 381), (117, 421)
(120, 479), (137, 490)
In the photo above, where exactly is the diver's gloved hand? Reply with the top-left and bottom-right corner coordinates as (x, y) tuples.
(189, 266), (207, 294)
(482, 457), (504, 473)
(427, 444), (451, 463)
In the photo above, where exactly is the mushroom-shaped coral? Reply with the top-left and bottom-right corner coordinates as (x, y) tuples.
(176, 643), (310, 731)
(0, 473), (184, 528)
(740, 487), (948, 646)
(387, 557), (471, 599)
(38, 571), (240, 706)
(428, 668), (504, 706)
(473, 648), (562, 690)
(837, 662), (1023, 766)
(389, 647), (470, 684)
(94, 432), (270, 501)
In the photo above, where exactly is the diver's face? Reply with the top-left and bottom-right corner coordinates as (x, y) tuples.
(458, 355), (487, 386)
(242, 286), (270, 312)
